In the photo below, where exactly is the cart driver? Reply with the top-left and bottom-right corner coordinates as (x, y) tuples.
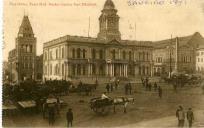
(101, 92), (109, 100)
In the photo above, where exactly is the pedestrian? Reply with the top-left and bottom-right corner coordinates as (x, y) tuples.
(110, 83), (113, 92)
(187, 108), (194, 128)
(49, 107), (55, 125)
(158, 86), (162, 98)
(154, 82), (157, 91)
(106, 83), (110, 93)
(115, 81), (118, 90)
(56, 96), (60, 114)
(66, 108), (73, 127)
(176, 106), (185, 127)
(128, 83), (132, 94)
(125, 83), (128, 95)
(149, 83), (152, 91)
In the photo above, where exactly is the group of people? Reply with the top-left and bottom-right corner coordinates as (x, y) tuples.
(141, 77), (163, 98)
(176, 106), (194, 127)
(125, 83), (132, 95)
(106, 82), (118, 93)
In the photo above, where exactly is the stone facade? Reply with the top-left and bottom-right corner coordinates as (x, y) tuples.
(196, 45), (204, 73)
(8, 16), (43, 83)
(153, 32), (204, 76)
(43, 0), (153, 81)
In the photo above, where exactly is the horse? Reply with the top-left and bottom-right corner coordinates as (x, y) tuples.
(113, 97), (134, 113)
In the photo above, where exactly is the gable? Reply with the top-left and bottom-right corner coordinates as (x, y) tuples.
(106, 39), (122, 46)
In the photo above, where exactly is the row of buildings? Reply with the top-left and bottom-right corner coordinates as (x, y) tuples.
(7, 0), (204, 83)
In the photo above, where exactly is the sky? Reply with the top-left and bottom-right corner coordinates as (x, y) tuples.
(3, 0), (204, 61)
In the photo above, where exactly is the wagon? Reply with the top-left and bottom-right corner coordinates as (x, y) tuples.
(90, 97), (113, 115)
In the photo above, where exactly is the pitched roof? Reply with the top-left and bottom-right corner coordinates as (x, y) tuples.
(153, 32), (204, 49)
(18, 15), (34, 36)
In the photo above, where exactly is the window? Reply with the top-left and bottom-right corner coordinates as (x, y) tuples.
(92, 49), (96, 59)
(92, 64), (96, 75)
(143, 52), (145, 61)
(83, 65), (86, 75)
(112, 49), (116, 59)
(62, 64), (64, 75)
(50, 64), (52, 75)
(123, 51), (126, 60)
(77, 65), (81, 75)
(129, 51), (132, 60)
(44, 52), (47, 60)
(99, 50), (103, 59)
(30, 45), (32, 53)
(146, 53), (149, 61)
(62, 47), (64, 58)
(139, 52), (141, 61)
(72, 65), (76, 75)
(77, 48), (81, 58)
(56, 49), (58, 59)
(49, 51), (53, 60)
(198, 58), (200, 62)
(83, 49), (86, 58)
(72, 48), (75, 58)
(59, 47), (61, 59)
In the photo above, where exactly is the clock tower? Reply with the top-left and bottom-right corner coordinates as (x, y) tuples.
(97, 0), (121, 41)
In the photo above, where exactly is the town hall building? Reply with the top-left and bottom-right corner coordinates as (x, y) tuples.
(43, 0), (153, 81)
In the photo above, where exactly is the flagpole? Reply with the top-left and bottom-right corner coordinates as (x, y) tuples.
(88, 16), (90, 37)
(134, 22), (136, 40)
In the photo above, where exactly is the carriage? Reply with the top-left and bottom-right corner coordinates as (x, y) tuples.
(90, 96), (134, 115)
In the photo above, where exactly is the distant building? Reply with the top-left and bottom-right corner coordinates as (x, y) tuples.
(3, 61), (9, 83)
(43, 0), (153, 81)
(153, 32), (204, 76)
(8, 15), (42, 83)
(196, 45), (204, 73)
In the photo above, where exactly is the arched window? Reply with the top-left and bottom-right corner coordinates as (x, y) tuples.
(62, 47), (64, 58)
(56, 49), (58, 59)
(129, 51), (132, 60)
(92, 49), (96, 59)
(77, 48), (81, 58)
(143, 52), (145, 61)
(30, 45), (32, 53)
(83, 65), (86, 75)
(62, 64), (64, 75)
(99, 49), (103, 59)
(123, 51), (126, 60)
(112, 49), (116, 59)
(83, 49), (86, 58)
(50, 64), (52, 75)
(92, 64), (96, 75)
(72, 48), (75, 58)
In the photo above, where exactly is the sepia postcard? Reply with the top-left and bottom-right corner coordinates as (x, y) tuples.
(2, 0), (204, 127)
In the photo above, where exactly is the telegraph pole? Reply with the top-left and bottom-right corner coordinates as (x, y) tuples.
(169, 35), (172, 78)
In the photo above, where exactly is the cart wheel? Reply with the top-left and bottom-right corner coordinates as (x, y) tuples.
(95, 105), (111, 115)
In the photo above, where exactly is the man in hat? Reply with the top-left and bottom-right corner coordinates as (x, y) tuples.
(187, 108), (194, 128)
(66, 108), (73, 127)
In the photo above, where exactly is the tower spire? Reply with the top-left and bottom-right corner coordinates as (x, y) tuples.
(18, 15), (34, 37)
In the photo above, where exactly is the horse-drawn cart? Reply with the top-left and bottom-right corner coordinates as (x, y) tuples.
(90, 96), (134, 115)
